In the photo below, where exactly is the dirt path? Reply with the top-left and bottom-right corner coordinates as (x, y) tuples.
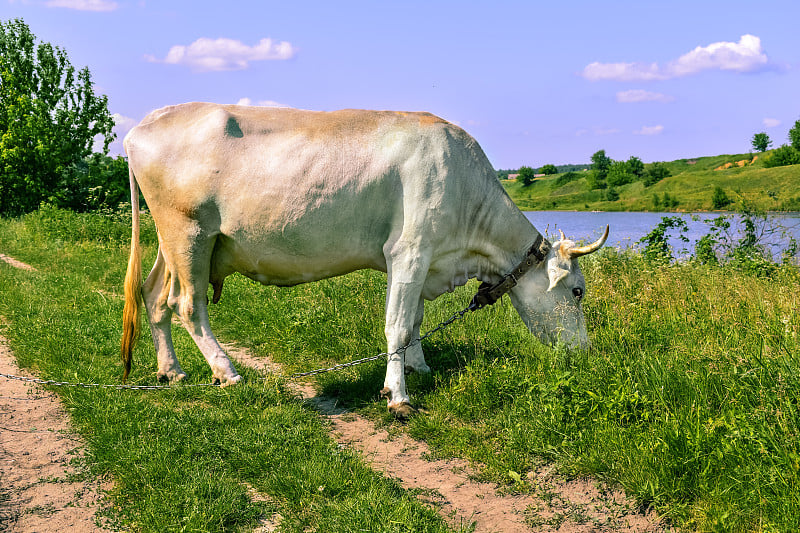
(227, 346), (665, 533)
(0, 336), (112, 532)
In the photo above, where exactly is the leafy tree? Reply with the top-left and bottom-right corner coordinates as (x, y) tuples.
(540, 164), (558, 175)
(763, 144), (800, 168)
(0, 18), (115, 216)
(751, 132), (772, 152)
(586, 171), (607, 190)
(588, 149), (611, 190)
(789, 119), (800, 151)
(711, 186), (732, 209)
(518, 165), (536, 187)
(606, 160), (633, 187)
(627, 156), (645, 177)
(591, 149), (611, 178)
(605, 186), (619, 201)
(644, 161), (671, 186)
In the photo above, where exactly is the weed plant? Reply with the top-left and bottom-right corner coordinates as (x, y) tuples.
(1, 207), (799, 531)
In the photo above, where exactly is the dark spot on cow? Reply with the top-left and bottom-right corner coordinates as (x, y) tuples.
(225, 116), (244, 138)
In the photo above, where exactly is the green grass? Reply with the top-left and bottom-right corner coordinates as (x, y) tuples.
(0, 209), (453, 533)
(504, 151), (800, 212)
(2, 207), (800, 531)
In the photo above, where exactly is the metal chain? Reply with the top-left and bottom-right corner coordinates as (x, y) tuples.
(0, 372), (213, 390)
(0, 301), (477, 390)
(287, 301), (475, 379)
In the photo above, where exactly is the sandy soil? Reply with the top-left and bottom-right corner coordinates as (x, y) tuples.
(0, 336), (112, 532)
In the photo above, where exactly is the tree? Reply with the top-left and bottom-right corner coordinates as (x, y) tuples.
(540, 164), (558, 175)
(627, 156), (645, 178)
(518, 165), (536, 187)
(591, 149), (611, 178)
(644, 161), (671, 186)
(789, 119), (800, 151)
(606, 160), (633, 187)
(751, 132), (772, 152)
(0, 18), (115, 216)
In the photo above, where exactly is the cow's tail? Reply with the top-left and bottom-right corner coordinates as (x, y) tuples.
(120, 165), (142, 382)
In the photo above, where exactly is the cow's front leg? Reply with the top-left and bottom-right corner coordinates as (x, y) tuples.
(382, 251), (429, 418)
(403, 296), (430, 375)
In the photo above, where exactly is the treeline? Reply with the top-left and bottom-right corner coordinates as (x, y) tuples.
(497, 163), (590, 180)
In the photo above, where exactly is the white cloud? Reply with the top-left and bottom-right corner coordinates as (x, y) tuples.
(575, 127), (620, 137)
(634, 125), (664, 136)
(112, 113), (137, 136)
(616, 89), (674, 103)
(583, 35), (769, 81)
(147, 37), (296, 72)
(763, 118), (781, 128)
(45, 0), (118, 11)
(235, 97), (289, 107)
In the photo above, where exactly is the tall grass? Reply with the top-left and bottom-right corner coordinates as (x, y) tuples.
(1, 206), (799, 531)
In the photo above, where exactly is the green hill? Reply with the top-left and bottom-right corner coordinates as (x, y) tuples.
(502, 151), (800, 212)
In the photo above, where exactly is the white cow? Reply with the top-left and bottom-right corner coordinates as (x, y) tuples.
(121, 102), (608, 417)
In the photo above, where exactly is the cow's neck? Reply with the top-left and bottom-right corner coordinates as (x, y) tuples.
(462, 186), (542, 286)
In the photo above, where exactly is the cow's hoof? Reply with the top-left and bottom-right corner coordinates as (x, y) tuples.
(157, 370), (187, 384)
(388, 402), (418, 420)
(217, 374), (242, 387)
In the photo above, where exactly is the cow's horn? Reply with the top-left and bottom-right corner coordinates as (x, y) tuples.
(567, 225), (609, 258)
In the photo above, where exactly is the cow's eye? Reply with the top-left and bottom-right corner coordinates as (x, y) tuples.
(572, 287), (583, 299)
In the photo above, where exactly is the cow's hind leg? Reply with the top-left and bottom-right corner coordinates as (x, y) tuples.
(142, 248), (186, 383)
(159, 223), (241, 386)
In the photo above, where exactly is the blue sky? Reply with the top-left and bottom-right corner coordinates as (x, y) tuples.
(4, 0), (799, 169)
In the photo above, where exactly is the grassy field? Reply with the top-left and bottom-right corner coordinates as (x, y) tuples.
(1, 207), (800, 531)
(505, 152), (800, 212)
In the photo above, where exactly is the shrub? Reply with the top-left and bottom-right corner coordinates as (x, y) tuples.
(637, 216), (689, 264)
(712, 186), (732, 209)
(540, 164), (558, 175)
(552, 171), (582, 189)
(763, 145), (800, 168)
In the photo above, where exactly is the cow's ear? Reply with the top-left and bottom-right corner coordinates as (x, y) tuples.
(547, 266), (569, 292)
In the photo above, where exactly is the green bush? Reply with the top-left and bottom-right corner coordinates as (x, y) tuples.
(551, 171), (582, 189)
(643, 162), (671, 186)
(763, 145), (800, 168)
(711, 186), (732, 209)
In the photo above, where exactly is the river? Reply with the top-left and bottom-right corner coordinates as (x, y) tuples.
(524, 211), (800, 258)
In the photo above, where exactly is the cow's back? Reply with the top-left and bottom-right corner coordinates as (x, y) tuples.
(124, 103), (506, 286)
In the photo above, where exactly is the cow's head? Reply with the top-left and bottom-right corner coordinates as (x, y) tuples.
(508, 226), (608, 350)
